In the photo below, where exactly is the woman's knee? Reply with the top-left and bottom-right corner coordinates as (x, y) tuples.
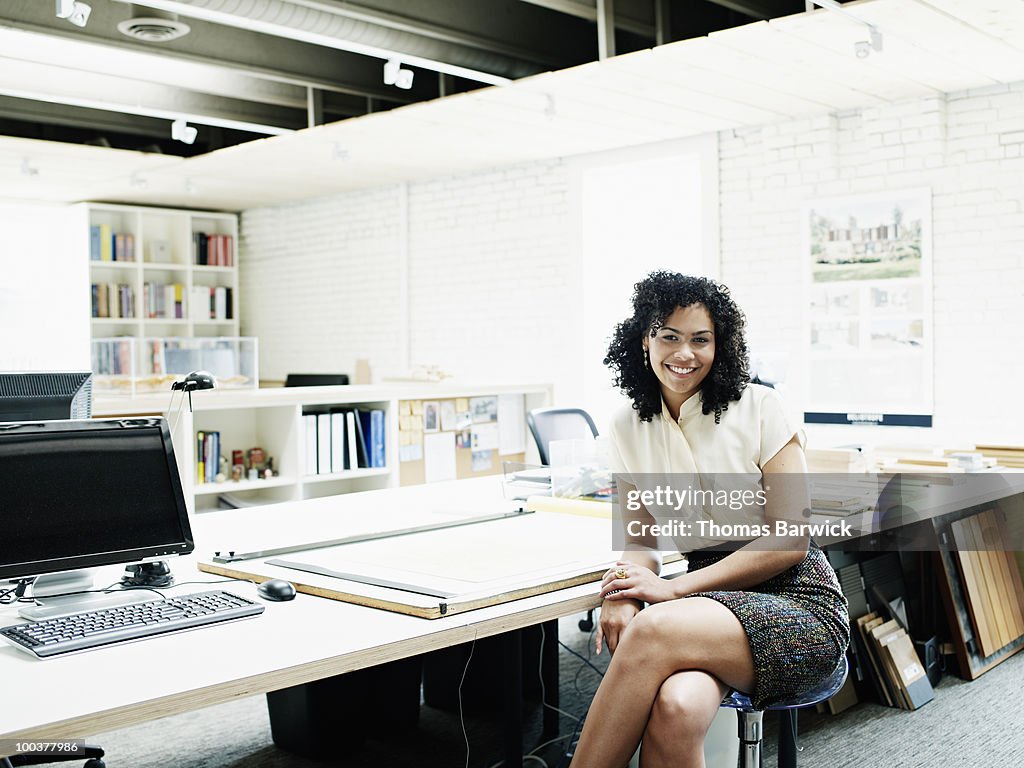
(646, 674), (723, 747)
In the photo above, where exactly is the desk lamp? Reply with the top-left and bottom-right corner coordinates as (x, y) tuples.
(121, 371), (216, 588)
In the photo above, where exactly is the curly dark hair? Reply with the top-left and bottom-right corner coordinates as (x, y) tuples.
(604, 271), (750, 423)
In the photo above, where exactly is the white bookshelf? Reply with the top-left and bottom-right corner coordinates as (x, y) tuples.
(81, 203), (239, 340)
(94, 383), (551, 512)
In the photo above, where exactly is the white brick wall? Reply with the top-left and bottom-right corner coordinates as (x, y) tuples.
(720, 83), (1024, 444)
(240, 187), (404, 382)
(240, 160), (573, 393)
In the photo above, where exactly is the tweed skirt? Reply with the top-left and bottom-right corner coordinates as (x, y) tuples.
(686, 547), (850, 709)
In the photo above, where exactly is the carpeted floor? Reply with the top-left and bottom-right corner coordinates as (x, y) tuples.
(66, 613), (1024, 768)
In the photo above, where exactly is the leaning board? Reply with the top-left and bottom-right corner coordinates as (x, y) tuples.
(199, 511), (624, 619)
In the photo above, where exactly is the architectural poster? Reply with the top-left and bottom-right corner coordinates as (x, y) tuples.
(804, 188), (933, 427)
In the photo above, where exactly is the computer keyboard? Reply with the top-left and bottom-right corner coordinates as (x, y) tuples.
(0, 590), (264, 658)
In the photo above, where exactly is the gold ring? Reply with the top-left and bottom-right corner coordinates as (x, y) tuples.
(615, 567), (628, 579)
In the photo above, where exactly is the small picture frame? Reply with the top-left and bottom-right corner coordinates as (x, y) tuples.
(423, 401), (440, 432)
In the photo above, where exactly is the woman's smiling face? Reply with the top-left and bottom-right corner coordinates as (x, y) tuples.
(643, 303), (716, 417)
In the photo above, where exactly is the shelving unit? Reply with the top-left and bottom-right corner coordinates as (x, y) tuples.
(94, 383), (551, 513)
(82, 203), (239, 340)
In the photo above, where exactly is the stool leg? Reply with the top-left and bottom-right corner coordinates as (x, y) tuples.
(778, 709), (798, 768)
(736, 710), (763, 768)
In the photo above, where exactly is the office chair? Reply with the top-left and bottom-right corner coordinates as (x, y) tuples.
(526, 407), (599, 466)
(720, 656), (848, 768)
(526, 407), (600, 631)
(2, 745), (105, 768)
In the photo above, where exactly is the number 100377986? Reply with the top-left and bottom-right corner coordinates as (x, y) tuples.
(0, 740), (85, 757)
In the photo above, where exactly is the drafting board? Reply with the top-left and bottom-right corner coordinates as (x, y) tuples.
(200, 511), (623, 619)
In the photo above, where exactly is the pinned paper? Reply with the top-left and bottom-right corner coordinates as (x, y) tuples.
(440, 400), (458, 431)
(424, 432), (456, 482)
(472, 422), (500, 451)
(470, 395), (498, 423)
(498, 394), (526, 455)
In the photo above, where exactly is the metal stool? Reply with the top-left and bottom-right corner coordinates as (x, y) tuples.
(721, 657), (848, 768)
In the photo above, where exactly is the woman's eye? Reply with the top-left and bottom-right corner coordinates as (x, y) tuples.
(693, 337), (709, 344)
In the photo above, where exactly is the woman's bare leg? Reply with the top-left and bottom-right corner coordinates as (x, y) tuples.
(569, 597), (754, 768)
(640, 670), (729, 768)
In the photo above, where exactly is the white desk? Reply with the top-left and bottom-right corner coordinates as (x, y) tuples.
(0, 478), (620, 766)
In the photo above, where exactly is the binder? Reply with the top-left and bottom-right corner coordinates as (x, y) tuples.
(345, 412), (358, 470)
(331, 411), (346, 474)
(303, 414), (318, 476)
(317, 413), (332, 475)
(358, 409), (386, 468)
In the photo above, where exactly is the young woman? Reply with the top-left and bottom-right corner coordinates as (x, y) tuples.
(569, 272), (849, 768)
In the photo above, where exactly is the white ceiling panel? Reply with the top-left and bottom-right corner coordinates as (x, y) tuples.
(773, 5), (991, 94)
(860, 0), (1024, 83)
(5, 0), (1024, 210)
(922, 0), (1024, 49)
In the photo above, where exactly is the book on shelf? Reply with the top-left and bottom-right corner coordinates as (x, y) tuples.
(92, 338), (133, 375)
(199, 431), (220, 484)
(91, 283), (135, 319)
(89, 225), (135, 262)
(192, 232), (234, 267)
(357, 409), (386, 468)
(188, 286), (233, 321)
(90, 225), (101, 261)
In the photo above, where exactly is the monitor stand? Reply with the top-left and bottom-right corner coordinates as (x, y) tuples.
(18, 569), (153, 622)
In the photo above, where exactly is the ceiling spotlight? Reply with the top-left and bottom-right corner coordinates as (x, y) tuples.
(854, 28), (882, 59)
(383, 59), (414, 90)
(129, 172), (148, 189)
(21, 158), (39, 177)
(171, 119), (197, 144)
(55, 0), (91, 27)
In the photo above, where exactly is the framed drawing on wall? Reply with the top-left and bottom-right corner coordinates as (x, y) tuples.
(803, 188), (933, 427)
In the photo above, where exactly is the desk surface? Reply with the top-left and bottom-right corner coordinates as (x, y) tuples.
(0, 478), (622, 741)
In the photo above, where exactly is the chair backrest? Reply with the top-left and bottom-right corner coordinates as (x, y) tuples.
(526, 407), (599, 466)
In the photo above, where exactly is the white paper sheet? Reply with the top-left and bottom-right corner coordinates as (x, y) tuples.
(424, 431), (456, 482)
(497, 393), (526, 455)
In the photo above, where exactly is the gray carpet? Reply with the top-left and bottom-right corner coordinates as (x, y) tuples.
(62, 614), (1024, 767)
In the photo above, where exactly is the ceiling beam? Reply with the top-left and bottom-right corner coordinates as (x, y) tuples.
(517, 0), (656, 37)
(0, 59), (305, 134)
(703, 0), (802, 21)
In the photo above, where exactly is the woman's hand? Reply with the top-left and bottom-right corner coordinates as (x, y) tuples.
(600, 561), (679, 605)
(595, 596), (641, 655)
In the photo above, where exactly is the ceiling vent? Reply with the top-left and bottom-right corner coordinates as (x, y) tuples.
(117, 7), (190, 42)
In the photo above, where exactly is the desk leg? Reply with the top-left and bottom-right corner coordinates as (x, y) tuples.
(541, 619), (559, 740)
(503, 629), (524, 768)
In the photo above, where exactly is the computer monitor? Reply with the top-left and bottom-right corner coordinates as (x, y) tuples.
(285, 373), (349, 387)
(0, 417), (194, 620)
(0, 371), (93, 422)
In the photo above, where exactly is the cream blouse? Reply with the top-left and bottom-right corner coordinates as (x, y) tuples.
(606, 384), (803, 551)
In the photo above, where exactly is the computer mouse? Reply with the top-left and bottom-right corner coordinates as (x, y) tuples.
(257, 579), (297, 602)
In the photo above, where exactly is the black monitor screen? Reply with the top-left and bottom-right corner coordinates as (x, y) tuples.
(0, 418), (193, 580)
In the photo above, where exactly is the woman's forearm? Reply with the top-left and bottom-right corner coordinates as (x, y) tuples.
(671, 539), (807, 598)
